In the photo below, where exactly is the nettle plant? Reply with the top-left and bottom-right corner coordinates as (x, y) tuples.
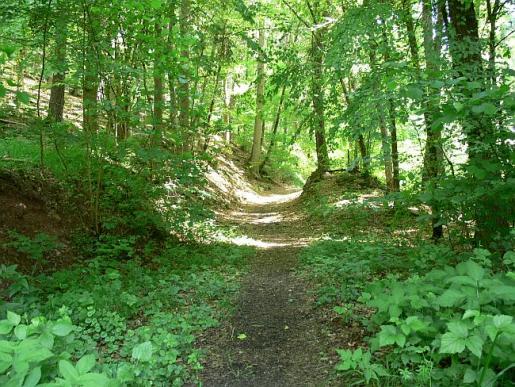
(336, 249), (515, 386)
(0, 310), (118, 386)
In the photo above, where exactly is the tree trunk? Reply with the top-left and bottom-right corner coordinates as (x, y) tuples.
(340, 78), (369, 174)
(486, 0), (500, 85)
(83, 56), (99, 134)
(421, 0), (444, 239)
(368, 47), (393, 191)
(447, 0), (508, 246)
(223, 73), (234, 143)
(178, 0), (191, 144)
(153, 22), (164, 145)
(167, 0), (178, 129)
(311, 31), (329, 174)
(260, 84), (286, 173)
(381, 26), (400, 192)
(249, 21), (266, 175)
(48, 17), (67, 123)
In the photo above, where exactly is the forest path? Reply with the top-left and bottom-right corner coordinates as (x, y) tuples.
(199, 188), (335, 386)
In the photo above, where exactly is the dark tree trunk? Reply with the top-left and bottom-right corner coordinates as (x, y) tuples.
(447, 0), (509, 246)
(48, 18), (67, 122)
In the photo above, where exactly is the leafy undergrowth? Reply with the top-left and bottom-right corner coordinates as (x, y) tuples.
(1, 242), (253, 386)
(298, 175), (515, 386)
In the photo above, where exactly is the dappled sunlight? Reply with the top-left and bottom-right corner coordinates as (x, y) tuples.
(225, 234), (314, 249)
(228, 235), (292, 248)
(334, 192), (383, 209)
(237, 189), (302, 205)
(226, 211), (284, 225)
(213, 187), (316, 249)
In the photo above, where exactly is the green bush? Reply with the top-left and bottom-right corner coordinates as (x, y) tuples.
(0, 311), (117, 386)
(337, 250), (515, 386)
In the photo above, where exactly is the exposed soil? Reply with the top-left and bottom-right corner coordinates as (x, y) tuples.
(0, 170), (79, 274)
(199, 189), (342, 386)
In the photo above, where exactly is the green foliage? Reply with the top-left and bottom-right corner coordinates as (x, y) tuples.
(301, 232), (514, 385)
(355, 250), (515, 385)
(0, 311), (116, 386)
(1, 242), (252, 385)
(5, 231), (63, 263)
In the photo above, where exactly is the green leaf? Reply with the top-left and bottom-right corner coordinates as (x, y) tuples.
(237, 333), (247, 340)
(463, 368), (477, 383)
(378, 325), (405, 347)
(463, 310), (480, 320)
(7, 311), (21, 326)
(0, 352), (12, 373)
(0, 320), (14, 335)
(438, 289), (465, 307)
(23, 366), (41, 387)
(453, 102), (464, 112)
(15, 91), (30, 105)
(59, 359), (79, 381)
(493, 315), (512, 330)
(406, 86), (423, 100)
(440, 332), (466, 354)
(465, 335), (483, 357)
(76, 354), (96, 375)
(448, 321), (468, 337)
(0, 83), (6, 98)
(405, 316), (427, 332)
(131, 341), (153, 362)
(14, 325), (27, 340)
(430, 80), (445, 89)
(52, 321), (73, 337)
(463, 260), (485, 281)
(77, 372), (110, 386)
(150, 0), (162, 8)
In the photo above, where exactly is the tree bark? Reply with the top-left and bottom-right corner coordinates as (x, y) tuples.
(48, 17), (67, 122)
(153, 22), (164, 145)
(381, 25), (400, 192)
(311, 31), (329, 174)
(421, 0), (444, 239)
(178, 0), (191, 143)
(260, 84), (287, 173)
(447, 0), (509, 245)
(249, 21), (266, 175)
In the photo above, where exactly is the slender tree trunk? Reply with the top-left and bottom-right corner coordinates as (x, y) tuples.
(153, 22), (164, 145)
(48, 17), (67, 122)
(83, 29), (99, 134)
(260, 84), (286, 173)
(223, 73), (234, 143)
(368, 47), (394, 191)
(340, 78), (369, 174)
(178, 0), (191, 145)
(311, 31), (329, 174)
(422, 0), (444, 239)
(381, 26), (400, 191)
(167, 1), (178, 129)
(486, 0), (500, 85)
(249, 21), (266, 175)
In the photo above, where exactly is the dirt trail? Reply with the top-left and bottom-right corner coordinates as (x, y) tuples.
(200, 189), (336, 387)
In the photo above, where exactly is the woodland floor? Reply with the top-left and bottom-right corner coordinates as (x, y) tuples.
(199, 187), (339, 386)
